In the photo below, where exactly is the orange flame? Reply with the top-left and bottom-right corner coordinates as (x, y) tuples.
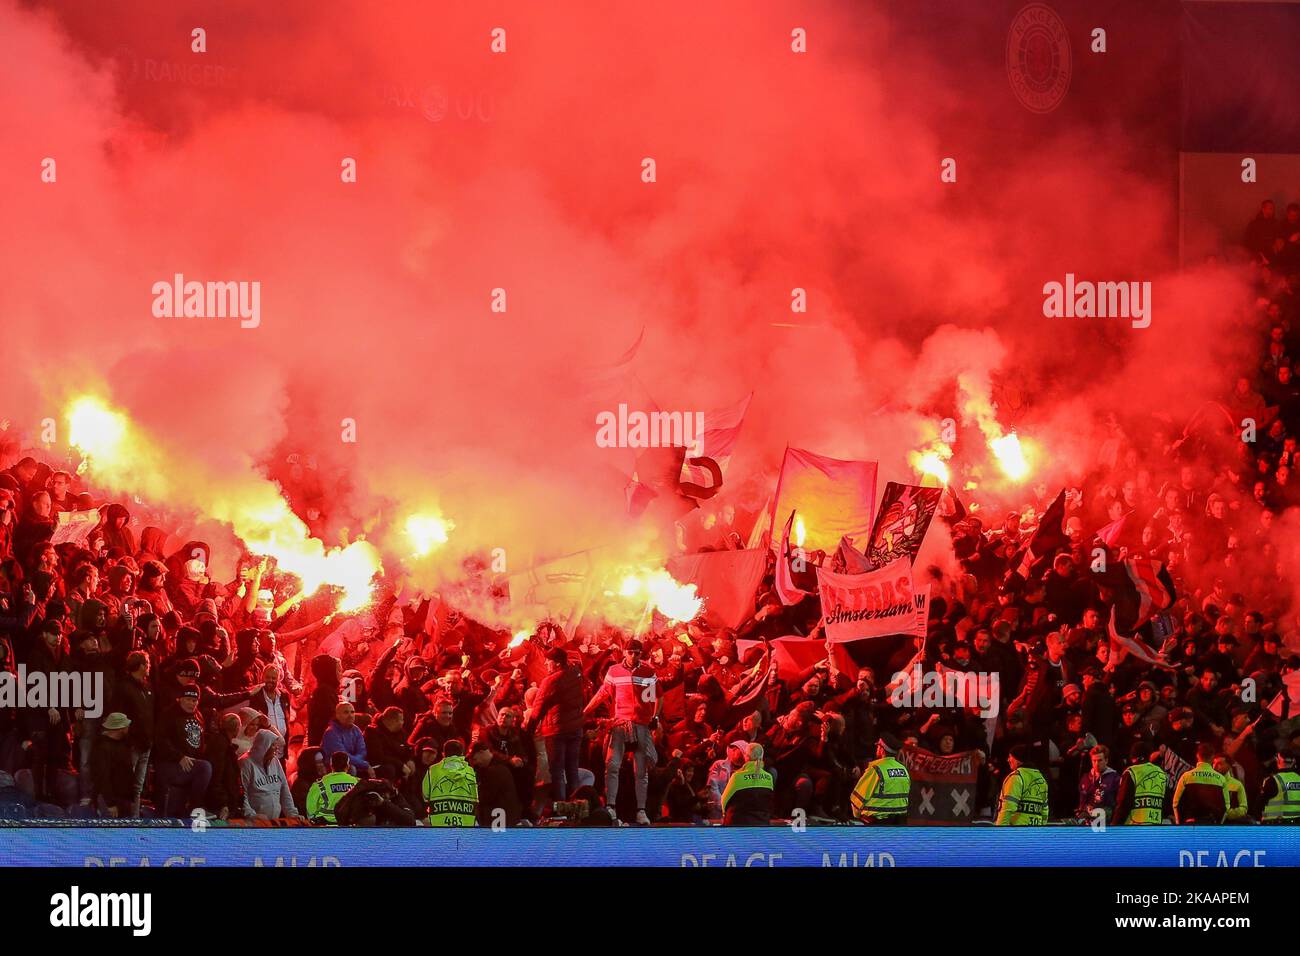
(989, 431), (1030, 482)
(619, 568), (703, 623)
(404, 511), (453, 557)
(65, 394), (381, 612)
(909, 442), (952, 486)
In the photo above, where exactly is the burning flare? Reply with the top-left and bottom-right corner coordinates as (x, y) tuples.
(64, 394), (381, 612)
(909, 441), (952, 487)
(619, 568), (703, 623)
(955, 372), (1035, 485)
(405, 512), (454, 557)
(67, 396), (128, 467)
(989, 431), (1030, 482)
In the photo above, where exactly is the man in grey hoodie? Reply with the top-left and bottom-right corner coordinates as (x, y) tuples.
(239, 729), (300, 821)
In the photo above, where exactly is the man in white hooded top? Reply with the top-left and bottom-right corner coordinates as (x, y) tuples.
(239, 728), (301, 820)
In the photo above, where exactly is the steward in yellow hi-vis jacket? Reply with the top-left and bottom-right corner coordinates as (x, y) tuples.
(421, 740), (479, 826)
(1212, 755), (1249, 822)
(850, 734), (911, 825)
(721, 744), (774, 826)
(1113, 743), (1167, 825)
(307, 752), (359, 825)
(1172, 743), (1230, 824)
(995, 745), (1048, 825)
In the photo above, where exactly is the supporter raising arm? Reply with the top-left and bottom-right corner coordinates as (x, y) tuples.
(582, 639), (660, 826)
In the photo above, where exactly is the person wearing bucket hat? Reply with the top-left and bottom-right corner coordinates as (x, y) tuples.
(90, 713), (134, 818)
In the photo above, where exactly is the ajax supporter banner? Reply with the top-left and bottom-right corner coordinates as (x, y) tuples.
(899, 745), (979, 825)
(816, 559), (927, 642)
(866, 482), (943, 568)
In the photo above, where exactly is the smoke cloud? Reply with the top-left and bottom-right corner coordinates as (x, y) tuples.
(0, 1), (1256, 600)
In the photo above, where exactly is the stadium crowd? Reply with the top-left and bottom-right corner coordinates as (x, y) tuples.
(1, 205), (1300, 828)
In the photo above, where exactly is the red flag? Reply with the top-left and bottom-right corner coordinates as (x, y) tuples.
(746, 495), (773, 549)
(724, 643), (778, 721)
(1093, 512), (1128, 548)
(627, 445), (698, 520)
(1124, 557), (1175, 630)
(404, 595), (446, 652)
(1009, 489), (1067, 582)
(775, 510), (811, 606)
(681, 393), (752, 486)
(666, 548), (767, 629)
(737, 635), (858, 682)
(817, 559), (924, 642)
(834, 535), (873, 573)
(770, 446), (878, 554)
(1107, 609), (1174, 670)
(866, 482), (944, 567)
(1267, 691), (1286, 719)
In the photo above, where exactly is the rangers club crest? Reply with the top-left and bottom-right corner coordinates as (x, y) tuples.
(1006, 3), (1071, 114)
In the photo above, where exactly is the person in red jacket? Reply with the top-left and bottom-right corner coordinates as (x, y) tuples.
(526, 646), (586, 804)
(582, 639), (659, 825)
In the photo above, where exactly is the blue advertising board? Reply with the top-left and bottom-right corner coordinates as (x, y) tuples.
(1, 825), (1296, 868)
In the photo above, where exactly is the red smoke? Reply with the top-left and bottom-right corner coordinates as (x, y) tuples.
(0, 1), (1257, 592)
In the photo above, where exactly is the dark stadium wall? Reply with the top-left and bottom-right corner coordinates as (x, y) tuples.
(1181, 0), (1300, 154)
(880, 0), (1183, 267)
(1179, 0), (1300, 260)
